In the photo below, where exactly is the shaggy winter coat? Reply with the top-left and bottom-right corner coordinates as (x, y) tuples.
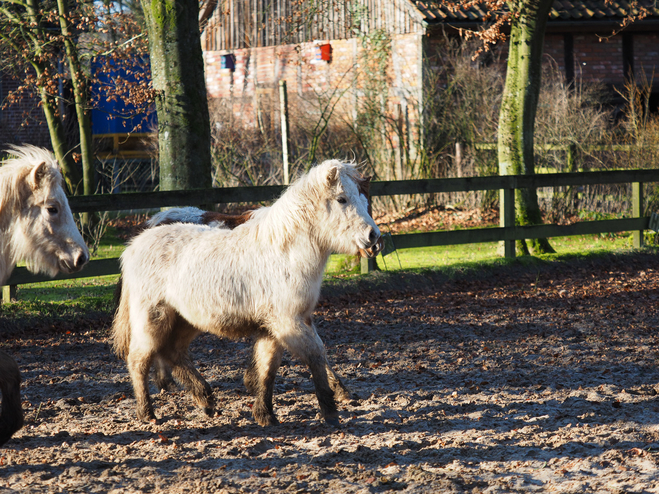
(112, 160), (381, 426)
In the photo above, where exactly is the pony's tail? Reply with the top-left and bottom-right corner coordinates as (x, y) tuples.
(111, 277), (132, 361)
(0, 350), (24, 447)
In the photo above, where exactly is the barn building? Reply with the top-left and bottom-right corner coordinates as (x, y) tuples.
(201, 0), (659, 120)
(1, 1), (658, 170)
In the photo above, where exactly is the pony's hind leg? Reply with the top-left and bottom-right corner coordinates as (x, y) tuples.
(326, 362), (354, 402)
(244, 335), (284, 426)
(126, 302), (176, 422)
(160, 319), (215, 417)
(127, 349), (157, 422)
(153, 356), (177, 392)
(167, 356), (215, 417)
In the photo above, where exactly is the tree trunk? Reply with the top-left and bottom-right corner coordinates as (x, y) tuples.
(140, 0), (212, 191)
(24, 0), (83, 194)
(56, 0), (94, 197)
(37, 77), (84, 194)
(498, 0), (555, 255)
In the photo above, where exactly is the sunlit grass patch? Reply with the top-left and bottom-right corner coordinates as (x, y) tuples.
(325, 232), (636, 275)
(14, 275), (120, 304)
(2, 226), (653, 314)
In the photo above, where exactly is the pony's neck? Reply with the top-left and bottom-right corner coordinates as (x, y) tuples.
(253, 180), (325, 252)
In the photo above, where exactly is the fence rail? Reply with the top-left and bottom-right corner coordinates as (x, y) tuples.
(3, 169), (658, 302)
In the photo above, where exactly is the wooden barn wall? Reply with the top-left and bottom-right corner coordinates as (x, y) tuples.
(202, 0), (425, 51)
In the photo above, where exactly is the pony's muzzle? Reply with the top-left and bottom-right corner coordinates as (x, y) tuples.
(359, 229), (384, 258)
(60, 249), (89, 273)
(74, 250), (89, 270)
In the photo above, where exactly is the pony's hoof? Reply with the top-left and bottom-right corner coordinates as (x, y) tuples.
(324, 416), (341, 428)
(254, 413), (279, 427)
(137, 410), (158, 424)
(333, 389), (352, 402)
(157, 381), (178, 393)
(203, 407), (215, 417)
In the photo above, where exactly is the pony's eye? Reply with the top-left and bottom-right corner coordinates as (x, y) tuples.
(46, 206), (58, 215)
(337, 197), (347, 204)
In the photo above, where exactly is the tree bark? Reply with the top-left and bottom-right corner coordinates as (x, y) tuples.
(56, 0), (94, 197)
(36, 70), (83, 194)
(23, 0), (83, 194)
(140, 0), (212, 191)
(498, 0), (555, 255)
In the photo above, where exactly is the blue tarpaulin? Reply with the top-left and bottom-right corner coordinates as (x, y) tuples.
(91, 57), (156, 135)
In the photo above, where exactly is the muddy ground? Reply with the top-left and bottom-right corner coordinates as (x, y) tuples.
(1, 252), (659, 493)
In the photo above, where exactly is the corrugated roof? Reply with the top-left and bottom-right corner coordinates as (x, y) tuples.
(414, 1), (659, 23)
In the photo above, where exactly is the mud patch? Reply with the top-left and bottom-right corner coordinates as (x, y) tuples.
(2, 253), (659, 492)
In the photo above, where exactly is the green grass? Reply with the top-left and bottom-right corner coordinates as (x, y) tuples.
(93, 226), (125, 260)
(327, 231), (637, 274)
(2, 227), (654, 317)
(14, 275), (120, 304)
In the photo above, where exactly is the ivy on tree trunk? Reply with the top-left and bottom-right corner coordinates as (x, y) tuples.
(141, 0), (212, 191)
(498, 0), (555, 255)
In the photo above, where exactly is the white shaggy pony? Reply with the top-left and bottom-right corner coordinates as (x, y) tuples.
(113, 160), (381, 426)
(0, 145), (89, 285)
(140, 178), (381, 401)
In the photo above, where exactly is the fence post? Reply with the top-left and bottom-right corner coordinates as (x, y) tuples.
(361, 257), (376, 274)
(500, 187), (516, 258)
(566, 143), (577, 171)
(2, 285), (16, 304)
(279, 80), (290, 185)
(632, 181), (644, 248)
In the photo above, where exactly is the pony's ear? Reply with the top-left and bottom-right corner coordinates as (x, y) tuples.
(28, 161), (49, 190)
(326, 166), (340, 187)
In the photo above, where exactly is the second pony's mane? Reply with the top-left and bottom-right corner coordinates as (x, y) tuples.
(246, 160), (364, 248)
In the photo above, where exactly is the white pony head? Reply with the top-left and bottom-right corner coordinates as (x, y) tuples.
(0, 145), (89, 281)
(301, 160), (381, 257)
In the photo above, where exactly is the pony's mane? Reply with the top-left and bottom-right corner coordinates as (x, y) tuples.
(0, 145), (61, 215)
(248, 160), (364, 247)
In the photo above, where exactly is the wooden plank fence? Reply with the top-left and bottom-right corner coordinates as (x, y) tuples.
(3, 169), (658, 302)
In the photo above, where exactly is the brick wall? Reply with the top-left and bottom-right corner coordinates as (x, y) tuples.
(634, 32), (659, 81)
(543, 34), (566, 74)
(424, 30), (658, 93)
(204, 34), (423, 129)
(572, 34), (625, 85)
(0, 73), (51, 149)
(204, 33), (423, 177)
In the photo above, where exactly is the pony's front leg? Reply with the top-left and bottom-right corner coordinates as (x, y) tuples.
(244, 335), (284, 426)
(277, 321), (339, 427)
(126, 350), (156, 422)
